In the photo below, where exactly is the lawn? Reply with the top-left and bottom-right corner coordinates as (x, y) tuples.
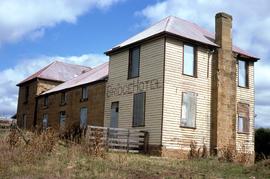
(0, 129), (269, 179)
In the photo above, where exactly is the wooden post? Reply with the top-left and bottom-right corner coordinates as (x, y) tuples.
(127, 129), (130, 153)
(143, 131), (149, 154)
(106, 127), (110, 151)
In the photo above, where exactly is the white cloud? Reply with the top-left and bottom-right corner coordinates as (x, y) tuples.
(0, 54), (108, 117)
(138, 0), (270, 128)
(0, 0), (123, 44)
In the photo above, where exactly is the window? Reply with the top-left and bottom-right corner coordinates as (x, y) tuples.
(133, 92), (145, 127)
(22, 114), (27, 129)
(44, 96), (48, 107)
(59, 111), (66, 129)
(60, 92), (67, 105)
(43, 114), (48, 129)
(181, 92), (197, 128)
(128, 46), (140, 79)
(24, 86), (29, 103)
(183, 44), (196, 76)
(81, 86), (88, 100)
(80, 107), (88, 129)
(238, 103), (249, 133)
(238, 60), (248, 87)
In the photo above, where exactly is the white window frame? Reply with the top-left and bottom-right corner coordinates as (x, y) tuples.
(180, 92), (197, 128)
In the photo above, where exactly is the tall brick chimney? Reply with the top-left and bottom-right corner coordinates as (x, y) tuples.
(211, 12), (236, 154)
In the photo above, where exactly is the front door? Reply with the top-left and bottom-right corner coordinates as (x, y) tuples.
(110, 102), (119, 128)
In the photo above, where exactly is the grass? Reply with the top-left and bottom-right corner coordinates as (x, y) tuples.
(0, 130), (269, 179)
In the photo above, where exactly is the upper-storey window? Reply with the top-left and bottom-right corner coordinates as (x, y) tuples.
(24, 86), (29, 103)
(60, 92), (67, 105)
(128, 46), (140, 79)
(238, 60), (248, 88)
(183, 44), (196, 77)
(44, 96), (48, 107)
(81, 86), (88, 101)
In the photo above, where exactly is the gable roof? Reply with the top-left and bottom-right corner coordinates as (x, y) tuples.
(17, 61), (91, 86)
(106, 16), (258, 60)
(42, 62), (108, 95)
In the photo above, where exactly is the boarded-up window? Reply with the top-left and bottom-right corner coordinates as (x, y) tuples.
(133, 92), (145, 127)
(128, 46), (140, 79)
(82, 86), (88, 100)
(238, 60), (248, 87)
(238, 103), (249, 133)
(43, 114), (48, 129)
(80, 107), (88, 129)
(183, 44), (196, 76)
(181, 92), (197, 128)
(59, 111), (66, 129)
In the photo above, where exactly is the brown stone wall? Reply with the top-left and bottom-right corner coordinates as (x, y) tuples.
(36, 81), (106, 130)
(17, 79), (61, 130)
(211, 12), (237, 153)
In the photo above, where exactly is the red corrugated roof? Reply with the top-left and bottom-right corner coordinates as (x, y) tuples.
(42, 62), (108, 95)
(17, 61), (91, 86)
(106, 16), (259, 60)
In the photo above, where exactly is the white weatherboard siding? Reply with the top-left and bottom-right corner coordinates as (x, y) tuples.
(104, 38), (165, 145)
(236, 62), (255, 153)
(162, 37), (212, 150)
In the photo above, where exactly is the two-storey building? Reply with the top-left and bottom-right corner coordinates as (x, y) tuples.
(104, 12), (259, 160)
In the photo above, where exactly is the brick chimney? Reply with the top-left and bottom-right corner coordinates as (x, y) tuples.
(211, 12), (236, 154)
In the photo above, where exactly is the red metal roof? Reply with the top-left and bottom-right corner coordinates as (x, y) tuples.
(17, 61), (91, 86)
(42, 62), (108, 95)
(106, 16), (259, 60)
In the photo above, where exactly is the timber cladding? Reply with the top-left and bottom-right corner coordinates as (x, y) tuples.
(36, 81), (106, 130)
(104, 37), (165, 145)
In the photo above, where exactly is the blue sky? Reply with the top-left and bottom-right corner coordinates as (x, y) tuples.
(0, 0), (269, 128)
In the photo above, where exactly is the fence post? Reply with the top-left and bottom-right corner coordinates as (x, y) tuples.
(143, 131), (149, 154)
(127, 129), (130, 153)
(106, 127), (110, 152)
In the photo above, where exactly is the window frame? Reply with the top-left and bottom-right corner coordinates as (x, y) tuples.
(59, 111), (66, 129)
(180, 92), (197, 129)
(238, 59), (249, 88)
(60, 92), (67, 105)
(22, 114), (27, 129)
(182, 44), (197, 77)
(132, 92), (146, 127)
(237, 115), (249, 134)
(43, 114), (48, 129)
(24, 86), (29, 104)
(81, 86), (88, 101)
(44, 96), (48, 107)
(128, 46), (141, 79)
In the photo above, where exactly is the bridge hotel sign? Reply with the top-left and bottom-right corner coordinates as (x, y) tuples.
(106, 78), (162, 97)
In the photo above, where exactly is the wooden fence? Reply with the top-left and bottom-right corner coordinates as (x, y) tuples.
(86, 126), (149, 153)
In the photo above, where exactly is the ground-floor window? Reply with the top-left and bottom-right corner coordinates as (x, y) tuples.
(80, 107), (88, 129)
(181, 92), (197, 128)
(237, 103), (249, 133)
(59, 111), (66, 129)
(133, 92), (145, 127)
(43, 114), (48, 129)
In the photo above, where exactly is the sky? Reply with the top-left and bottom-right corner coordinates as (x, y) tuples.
(0, 0), (269, 128)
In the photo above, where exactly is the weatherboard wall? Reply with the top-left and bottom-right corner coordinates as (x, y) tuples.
(162, 37), (212, 151)
(104, 38), (165, 146)
(236, 61), (255, 153)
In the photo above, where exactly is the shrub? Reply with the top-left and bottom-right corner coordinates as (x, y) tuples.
(255, 128), (270, 160)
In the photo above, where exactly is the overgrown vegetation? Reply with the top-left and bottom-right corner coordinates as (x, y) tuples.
(0, 129), (269, 178)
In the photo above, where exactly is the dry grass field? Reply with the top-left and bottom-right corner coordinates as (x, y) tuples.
(0, 129), (269, 179)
